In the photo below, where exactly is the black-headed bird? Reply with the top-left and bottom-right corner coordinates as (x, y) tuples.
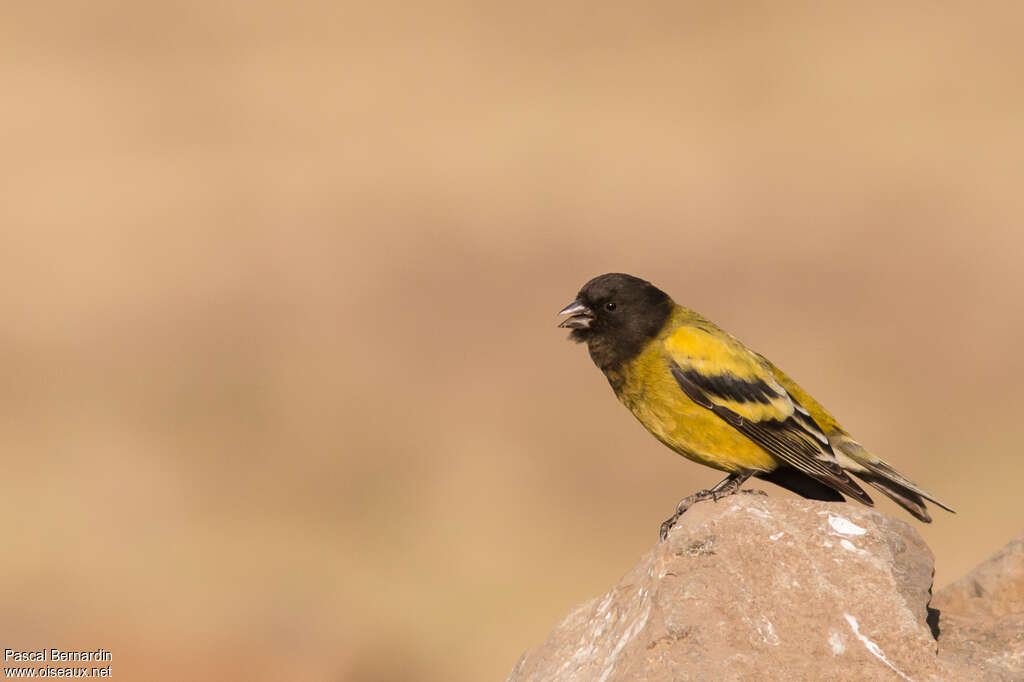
(558, 273), (954, 539)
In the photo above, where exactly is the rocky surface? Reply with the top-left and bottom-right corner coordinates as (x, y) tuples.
(933, 535), (1024, 680)
(507, 495), (1022, 682)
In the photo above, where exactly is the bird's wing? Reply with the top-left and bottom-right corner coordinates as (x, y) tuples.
(663, 325), (873, 505)
(763, 353), (954, 519)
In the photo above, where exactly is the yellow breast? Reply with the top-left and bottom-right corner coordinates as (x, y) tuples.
(610, 335), (779, 474)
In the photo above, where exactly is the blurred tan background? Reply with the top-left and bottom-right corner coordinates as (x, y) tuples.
(2, 1), (1022, 680)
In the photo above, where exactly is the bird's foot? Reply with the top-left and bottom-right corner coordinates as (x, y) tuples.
(740, 488), (767, 496)
(659, 472), (754, 541)
(659, 490), (713, 540)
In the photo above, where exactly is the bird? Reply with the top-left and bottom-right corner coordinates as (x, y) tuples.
(557, 272), (954, 540)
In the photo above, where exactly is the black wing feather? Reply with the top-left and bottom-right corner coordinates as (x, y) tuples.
(670, 362), (874, 506)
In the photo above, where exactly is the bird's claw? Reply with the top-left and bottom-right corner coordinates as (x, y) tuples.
(659, 473), (756, 541)
(659, 516), (678, 541)
(660, 489), (717, 540)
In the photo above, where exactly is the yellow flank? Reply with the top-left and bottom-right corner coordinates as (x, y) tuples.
(610, 307), (780, 474)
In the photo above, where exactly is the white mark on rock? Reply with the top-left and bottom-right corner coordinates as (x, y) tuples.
(746, 507), (772, 519)
(742, 614), (781, 647)
(843, 613), (914, 681)
(840, 539), (868, 555)
(561, 638), (598, 678)
(829, 515), (867, 537)
(757, 617), (780, 646)
(596, 595), (650, 682)
(823, 539), (833, 548)
(828, 631), (845, 655)
(769, 531), (785, 541)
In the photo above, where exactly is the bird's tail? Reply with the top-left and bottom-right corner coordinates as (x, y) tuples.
(831, 436), (956, 523)
(856, 469), (935, 522)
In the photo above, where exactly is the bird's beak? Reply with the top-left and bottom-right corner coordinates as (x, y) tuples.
(558, 299), (594, 329)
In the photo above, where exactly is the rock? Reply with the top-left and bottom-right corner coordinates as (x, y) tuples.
(508, 495), (978, 682)
(933, 535), (1024, 680)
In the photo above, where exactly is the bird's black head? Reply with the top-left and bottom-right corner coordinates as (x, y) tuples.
(558, 273), (672, 372)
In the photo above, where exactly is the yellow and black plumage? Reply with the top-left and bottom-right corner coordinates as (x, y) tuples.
(558, 273), (954, 539)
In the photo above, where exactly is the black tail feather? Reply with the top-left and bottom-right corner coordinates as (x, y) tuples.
(857, 459), (956, 514)
(753, 462), (954, 524)
(854, 472), (933, 523)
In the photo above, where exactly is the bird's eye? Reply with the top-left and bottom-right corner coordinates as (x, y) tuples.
(604, 302), (617, 311)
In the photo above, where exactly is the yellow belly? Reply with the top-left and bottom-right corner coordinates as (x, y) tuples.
(610, 344), (779, 474)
